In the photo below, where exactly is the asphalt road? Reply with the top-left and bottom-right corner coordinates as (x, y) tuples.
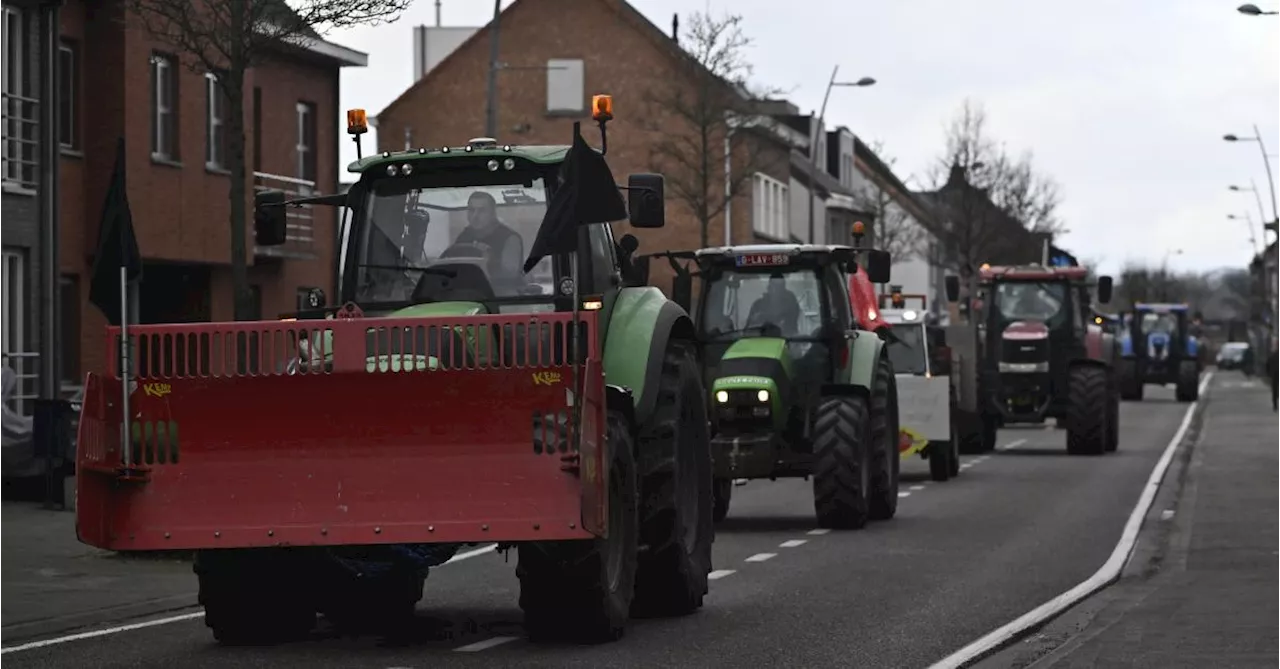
(3, 386), (1197, 669)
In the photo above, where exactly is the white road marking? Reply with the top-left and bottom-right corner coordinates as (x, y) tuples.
(898, 491), (911, 498)
(959, 464), (973, 470)
(744, 553), (777, 562)
(929, 371), (1214, 669)
(806, 529), (831, 536)
(454, 636), (518, 652)
(779, 539), (807, 548)
(708, 569), (737, 580)
(997, 438), (1029, 452)
(0, 542), (502, 654)
(1160, 509), (1175, 521)
(909, 484), (927, 491)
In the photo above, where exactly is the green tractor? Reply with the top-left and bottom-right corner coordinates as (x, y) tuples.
(76, 103), (717, 644)
(636, 242), (899, 530)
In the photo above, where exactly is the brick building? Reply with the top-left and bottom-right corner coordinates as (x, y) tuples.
(373, 0), (799, 292)
(1, 0), (364, 411)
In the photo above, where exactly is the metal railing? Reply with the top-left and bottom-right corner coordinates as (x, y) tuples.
(2, 92), (39, 190)
(253, 171), (316, 259)
(3, 351), (38, 415)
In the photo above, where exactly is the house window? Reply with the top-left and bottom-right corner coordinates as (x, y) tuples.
(58, 40), (77, 149)
(60, 275), (79, 384)
(296, 101), (316, 185)
(2, 248), (27, 411)
(205, 72), (230, 168)
(546, 58), (585, 114)
(150, 52), (178, 160)
(3, 6), (35, 186)
(752, 173), (789, 240)
(252, 86), (262, 172)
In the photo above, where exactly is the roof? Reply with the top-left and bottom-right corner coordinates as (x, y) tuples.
(979, 264), (1091, 281)
(377, 0), (752, 126)
(1134, 303), (1191, 311)
(789, 150), (853, 199)
(347, 142), (571, 173)
(851, 137), (937, 229)
(695, 243), (857, 258)
(263, 0), (368, 66)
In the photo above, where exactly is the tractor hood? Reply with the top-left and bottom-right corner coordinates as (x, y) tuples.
(386, 301), (489, 318)
(300, 301), (491, 372)
(1147, 332), (1171, 360)
(1001, 320), (1050, 341)
(708, 337), (794, 404)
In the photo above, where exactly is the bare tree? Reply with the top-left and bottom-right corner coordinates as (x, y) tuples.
(643, 11), (784, 249)
(849, 139), (926, 262)
(126, 0), (411, 320)
(926, 99), (1065, 272)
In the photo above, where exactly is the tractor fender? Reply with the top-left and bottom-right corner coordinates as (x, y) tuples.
(603, 286), (695, 428)
(822, 329), (885, 398)
(1083, 326), (1113, 365)
(605, 383), (637, 432)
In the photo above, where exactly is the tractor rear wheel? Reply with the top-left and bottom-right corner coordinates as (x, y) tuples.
(317, 569), (423, 636)
(1119, 360), (1143, 400)
(929, 441), (951, 482)
(812, 396), (871, 530)
(1065, 365), (1108, 456)
(712, 478), (732, 523)
(869, 355), (900, 521)
(1175, 361), (1200, 402)
(631, 343), (713, 618)
(518, 410), (639, 642)
(195, 549), (316, 645)
(947, 428), (961, 478)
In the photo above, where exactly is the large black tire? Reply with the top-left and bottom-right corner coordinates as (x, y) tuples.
(1104, 378), (1120, 453)
(317, 568), (423, 636)
(979, 413), (998, 453)
(195, 550), (316, 645)
(712, 478), (732, 523)
(812, 396), (872, 530)
(631, 343), (713, 618)
(1065, 365), (1108, 456)
(1174, 361), (1199, 402)
(1119, 360), (1143, 401)
(518, 410), (639, 642)
(929, 440), (951, 482)
(947, 429), (961, 477)
(868, 355), (900, 521)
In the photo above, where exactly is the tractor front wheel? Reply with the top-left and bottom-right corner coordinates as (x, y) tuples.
(1175, 361), (1200, 402)
(631, 342), (714, 618)
(1119, 360), (1143, 401)
(812, 396), (872, 530)
(518, 410), (639, 642)
(712, 478), (732, 523)
(195, 549), (316, 645)
(1065, 365), (1108, 456)
(869, 355), (901, 521)
(929, 440), (951, 482)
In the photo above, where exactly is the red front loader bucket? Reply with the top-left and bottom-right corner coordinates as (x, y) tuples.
(75, 312), (607, 552)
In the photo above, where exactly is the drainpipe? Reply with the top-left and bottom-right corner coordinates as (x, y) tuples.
(36, 0), (63, 508)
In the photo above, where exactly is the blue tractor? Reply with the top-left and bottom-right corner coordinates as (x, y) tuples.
(1118, 303), (1201, 402)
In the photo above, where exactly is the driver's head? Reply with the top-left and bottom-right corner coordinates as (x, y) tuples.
(767, 275), (787, 294)
(466, 191), (499, 230)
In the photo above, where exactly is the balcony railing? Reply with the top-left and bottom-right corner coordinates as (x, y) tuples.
(253, 171), (318, 260)
(2, 92), (39, 191)
(3, 351), (38, 416)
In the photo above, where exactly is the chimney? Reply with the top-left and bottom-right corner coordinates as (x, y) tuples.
(672, 14), (679, 43)
(947, 163), (966, 187)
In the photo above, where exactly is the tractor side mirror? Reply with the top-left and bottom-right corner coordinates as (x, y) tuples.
(944, 275), (961, 303)
(1096, 275), (1113, 304)
(864, 249), (891, 284)
(627, 173), (665, 228)
(254, 190), (288, 246)
(672, 271), (693, 313)
(301, 288), (326, 310)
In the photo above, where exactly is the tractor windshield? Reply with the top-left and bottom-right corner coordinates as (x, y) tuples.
(354, 177), (555, 304)
(886, 323), (927, 375)
(1139, 312), (1180, 335)
(700, 269), (824, 340)
(991, 280), (1070, 329)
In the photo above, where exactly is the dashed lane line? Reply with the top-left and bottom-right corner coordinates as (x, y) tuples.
(745, 553), (777, 563)
(909, 484), (927, 491)
(898, 491), (911, 498)
(779, 539), (808, 548)
(996, 438), (1029, 452)
(454, 636), (519, 652)
(807, 529), (831, 536)
(708, 570), (737, 580)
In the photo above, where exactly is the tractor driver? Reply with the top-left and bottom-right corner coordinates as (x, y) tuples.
(747, 275), (802, 336)
(443, 191), (525, 289)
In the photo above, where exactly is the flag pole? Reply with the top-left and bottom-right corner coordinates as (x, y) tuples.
(119, 266), (132, 469)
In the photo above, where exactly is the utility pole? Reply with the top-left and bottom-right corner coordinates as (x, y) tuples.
(36, 0), (64, 508)
(484, 0), (501, 138)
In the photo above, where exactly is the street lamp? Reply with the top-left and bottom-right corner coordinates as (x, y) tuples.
(1229, 212), (1262, 253)
(1237, 3), (1279, 14)
(807, 66), (876, 244)
(1229, 182), (1272, 234)
(1224, 127), (1279, 231)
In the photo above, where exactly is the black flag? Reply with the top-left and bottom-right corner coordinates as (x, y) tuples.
(523, 123), (627, 272)
(88, 136), (143, 325)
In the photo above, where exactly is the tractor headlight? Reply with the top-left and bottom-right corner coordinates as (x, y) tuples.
(716, 390), (729, 404)
(757, 389), (770, 403)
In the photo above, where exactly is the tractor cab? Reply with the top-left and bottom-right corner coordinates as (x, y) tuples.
(1118, 302), (1201, 401)
(877, 289), (944, 376)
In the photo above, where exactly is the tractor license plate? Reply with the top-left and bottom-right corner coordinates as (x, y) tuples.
(736, 253), (790, 267)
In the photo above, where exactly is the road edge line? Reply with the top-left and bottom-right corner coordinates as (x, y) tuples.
(926, 371), (1214, 669)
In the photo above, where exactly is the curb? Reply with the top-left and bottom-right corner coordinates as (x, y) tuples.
(926, 371), (1215, 669)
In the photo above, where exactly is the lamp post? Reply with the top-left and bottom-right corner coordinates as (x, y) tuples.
(1228, 212), (1261, 253)
(1237, 3), (1279, 14)
(1228, 182), (1272, 235)
(806, 66), (875, 245)
(1159, 248), (1183, 302)
(1224, 127), (1279, 234)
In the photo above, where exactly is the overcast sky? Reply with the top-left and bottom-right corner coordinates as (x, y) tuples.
(323, 0), (1279, 277)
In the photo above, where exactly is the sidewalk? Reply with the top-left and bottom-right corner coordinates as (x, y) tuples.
(986, 373), (1279, 668)
(1, 500), (197, 646)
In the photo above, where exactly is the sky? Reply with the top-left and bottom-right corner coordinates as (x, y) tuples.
(320, 0), (1279, 277)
